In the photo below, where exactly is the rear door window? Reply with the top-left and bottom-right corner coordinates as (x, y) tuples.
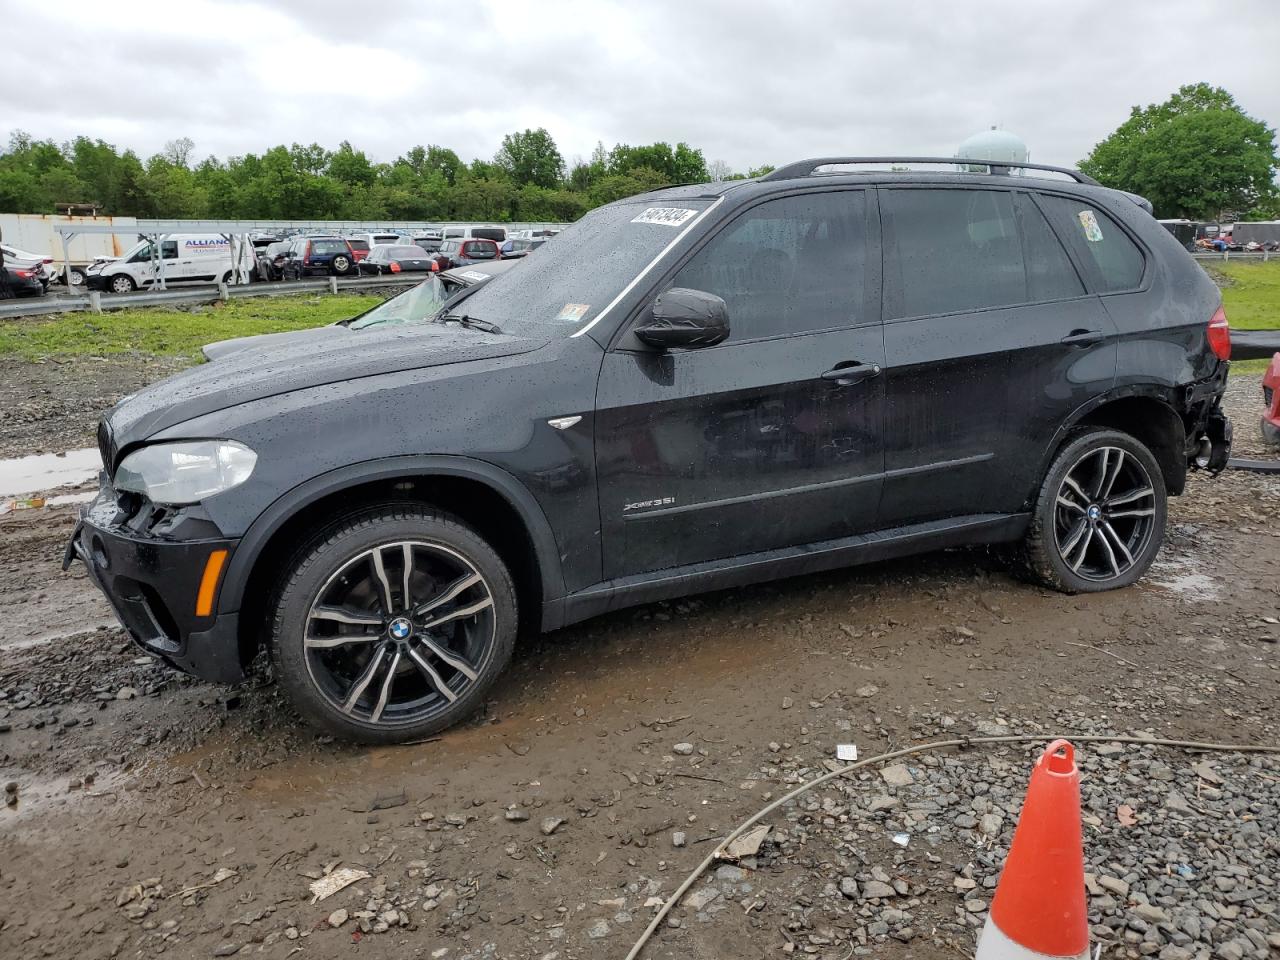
(883, 188), (1027, 318)
(1036, 195), (1145, 293)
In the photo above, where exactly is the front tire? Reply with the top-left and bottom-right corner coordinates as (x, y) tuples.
(108, 274), (136, 294)
(1022, 428), (1167, 593)
(270, 504), (517, 743)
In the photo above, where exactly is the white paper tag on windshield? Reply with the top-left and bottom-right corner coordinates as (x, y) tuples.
(458, 270), (490, 282)
(632, 207), (698, 227)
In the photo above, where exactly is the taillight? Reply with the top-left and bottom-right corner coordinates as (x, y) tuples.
(303, 241), (312, 265)
(1207, 305), (1230, 361)
(431, 261), (439, 272)
(389, 261), (401, 273)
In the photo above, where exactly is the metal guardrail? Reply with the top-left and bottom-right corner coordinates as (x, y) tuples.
(1191, 250), (1274, 262)
(1, 252), (1273, 321)
(0, 274), (417, 320)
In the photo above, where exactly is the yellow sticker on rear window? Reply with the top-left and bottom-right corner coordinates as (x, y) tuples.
(1077, 209), (1104, 242)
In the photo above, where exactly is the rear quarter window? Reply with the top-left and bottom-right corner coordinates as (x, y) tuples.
(1037, 195), (1145, 293)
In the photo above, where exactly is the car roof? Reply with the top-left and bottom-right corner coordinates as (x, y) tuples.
(632, 166), (1145, 218)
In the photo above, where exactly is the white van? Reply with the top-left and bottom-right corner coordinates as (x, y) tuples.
(441, 225), (507, 243)
(86, 234), (255, 294)
(347, 231), (406, 248)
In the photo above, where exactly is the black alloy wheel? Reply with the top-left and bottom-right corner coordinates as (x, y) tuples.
(1022, 429), (1167, 593)
(271, 505), (517, 743)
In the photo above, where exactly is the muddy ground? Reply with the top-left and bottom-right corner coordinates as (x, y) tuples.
(0, 356), (189, 460)
(0, 359), (1277, 960)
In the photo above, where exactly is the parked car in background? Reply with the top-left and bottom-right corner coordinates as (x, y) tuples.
(2, 262), (47, 297)
(1262, 353), (1280, 447)
(357, 244), (434, 275)
(255, 241), (291, 282)
(86, 235), (254, 294)
(510, 228), (561, 241)
(345, 239), (371, 264)
(347, 232), (405, 253)
(281, 236), (356, 278)
(441, 225), (507, 243)
(431, 238), (500, 270)
(1, 243), (57, 284)
(407, 235), (442, 253)
(499, 238), (545, 259)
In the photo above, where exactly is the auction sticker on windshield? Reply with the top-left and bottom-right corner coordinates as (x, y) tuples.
(458, 271), (490, 282)
(631, 207), (698, 227)
(555, 303), (590, 323)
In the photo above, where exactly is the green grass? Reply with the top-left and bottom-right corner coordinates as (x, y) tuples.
(1201, 260), (1280, 374)
(0, 293), (382, 361)
(1206, 259), (1280, 330)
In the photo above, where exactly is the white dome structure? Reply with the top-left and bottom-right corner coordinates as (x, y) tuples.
(957, 128), (1030, 171)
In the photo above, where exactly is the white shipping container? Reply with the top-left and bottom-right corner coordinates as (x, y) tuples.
(0, 213), (140, 272)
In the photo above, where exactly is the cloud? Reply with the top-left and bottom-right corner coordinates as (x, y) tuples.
(2, 0), (1277, 172)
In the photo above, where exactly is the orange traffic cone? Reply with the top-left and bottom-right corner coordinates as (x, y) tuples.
(975, 739), (1090, 960)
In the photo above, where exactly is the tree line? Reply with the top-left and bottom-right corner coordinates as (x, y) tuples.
(0, 128), (771, 223)
(2, 85), (1273, 224)
(1079, 84), (1278, 220)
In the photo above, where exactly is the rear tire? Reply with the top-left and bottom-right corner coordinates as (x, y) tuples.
(1022, 428), (1166, 593)
(269, 504), (517, 744)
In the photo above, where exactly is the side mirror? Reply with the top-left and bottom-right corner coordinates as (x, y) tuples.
(634, 288), (730, 349)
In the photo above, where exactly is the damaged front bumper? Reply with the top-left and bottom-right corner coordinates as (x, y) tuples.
(63, 483), (246, 684)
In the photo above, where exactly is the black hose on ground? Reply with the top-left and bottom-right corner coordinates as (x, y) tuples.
(624, 733), (1280, 960)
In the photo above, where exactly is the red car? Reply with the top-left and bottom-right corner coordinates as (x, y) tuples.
(345, 239), (371, 263)
(1263, 353), (1280, 446)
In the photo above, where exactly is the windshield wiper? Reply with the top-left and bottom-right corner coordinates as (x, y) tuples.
(437, 313), (502, 334)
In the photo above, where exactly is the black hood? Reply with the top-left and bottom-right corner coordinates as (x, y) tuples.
(102, 322), (546, 467)
(201, 325), (345, 360)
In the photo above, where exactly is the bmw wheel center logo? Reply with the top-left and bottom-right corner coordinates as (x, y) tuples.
(389, 618), (413, 640)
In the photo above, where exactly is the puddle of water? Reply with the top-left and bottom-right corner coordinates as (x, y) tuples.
(0, 767), (130, 824)
(0, 448), (101, 497)
(1148, 557), (1223, 601)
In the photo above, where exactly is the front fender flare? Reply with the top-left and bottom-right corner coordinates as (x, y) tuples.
(215, 454), (566, 617)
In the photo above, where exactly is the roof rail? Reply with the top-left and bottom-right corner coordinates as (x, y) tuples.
(760, 157), (1100, 187)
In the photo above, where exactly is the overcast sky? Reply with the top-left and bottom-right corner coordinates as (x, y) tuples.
(4, 1), (1278, 173)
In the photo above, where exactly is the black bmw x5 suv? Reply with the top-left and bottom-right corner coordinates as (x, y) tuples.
(68, 157), (1233, 743)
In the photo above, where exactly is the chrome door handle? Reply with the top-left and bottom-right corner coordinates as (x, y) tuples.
(821, 362), (882, 385)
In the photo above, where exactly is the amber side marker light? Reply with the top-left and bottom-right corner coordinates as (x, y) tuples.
(195, 549), (229, 617)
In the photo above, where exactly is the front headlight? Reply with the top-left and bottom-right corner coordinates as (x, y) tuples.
(115, 441), (257, 506)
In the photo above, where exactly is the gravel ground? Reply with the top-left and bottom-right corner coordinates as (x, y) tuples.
(0, 355), (188, 459)
(0, 370), (1276, 960)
